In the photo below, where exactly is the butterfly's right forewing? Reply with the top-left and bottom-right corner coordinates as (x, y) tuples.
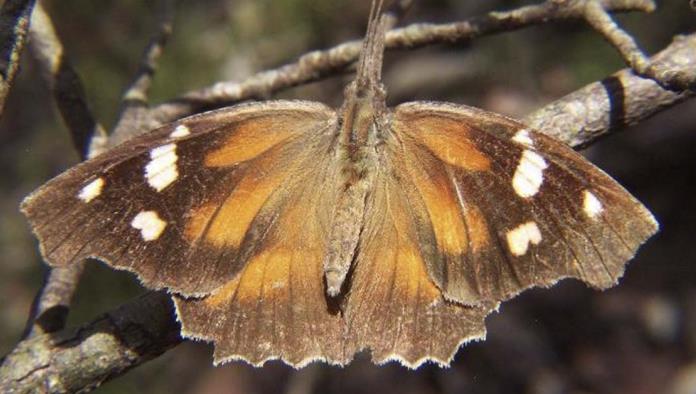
(21, 101), (338, 297)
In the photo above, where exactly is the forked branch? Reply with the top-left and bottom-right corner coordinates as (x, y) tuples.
(582, 0), (693, 91)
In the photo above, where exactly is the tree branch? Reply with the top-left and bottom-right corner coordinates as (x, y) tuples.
(22, 1), (108, 340)
(145, 0), (655, 128)
(0, 0), (36, 116)
(1, 292), (180, 393)
(581, 0), (692, 91)
(28, 1), (107, 159)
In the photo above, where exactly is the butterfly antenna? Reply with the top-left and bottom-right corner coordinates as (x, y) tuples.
(355, 0), (387, 90)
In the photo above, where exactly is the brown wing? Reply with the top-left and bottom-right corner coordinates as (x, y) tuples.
(21, 100), (337, 296)
(343, 142), (495, 367)
(389, 102), (658, 306)
(174, 151), (347, 367)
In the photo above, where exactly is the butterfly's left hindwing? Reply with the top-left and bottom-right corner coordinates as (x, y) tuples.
(21, 101), (337, 296)
(174, 144), (347, 367)
(389, 102), (658, 306)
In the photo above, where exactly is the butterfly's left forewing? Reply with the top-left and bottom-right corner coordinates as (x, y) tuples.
(390, 102), (658, 306)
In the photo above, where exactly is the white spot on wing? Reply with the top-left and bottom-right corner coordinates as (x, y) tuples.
(512, 150), (548, 198)
(131, 210), (167, 241)
(583, 190), (603, 219)
(170, 124), (190, 138)
(506, 221), (542, 256)
(77, 177), (105, 202)
(145, 143), (179, 191)
(512, 128), (534, 147)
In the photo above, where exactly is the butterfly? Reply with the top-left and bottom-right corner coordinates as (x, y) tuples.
(21, 1), (657, 368)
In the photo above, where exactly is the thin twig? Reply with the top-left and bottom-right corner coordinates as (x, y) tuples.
(22, 2), (108, 340)
(28, 2), (107, 159)
(22, 264), (85, 339)
(121, 0), (174, 104)
(581, 0), (692, 91)
(3, 30), (694, 393)
(113, 0), (412, 143)
(110, 0), (175, 146)
(0, 0), (36, 116)
(146, 0), (655, 128)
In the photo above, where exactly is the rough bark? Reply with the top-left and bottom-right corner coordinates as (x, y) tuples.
(1, 292), (181, 394)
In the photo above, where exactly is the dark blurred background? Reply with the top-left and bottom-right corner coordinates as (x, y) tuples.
(1, 1), (694, 393)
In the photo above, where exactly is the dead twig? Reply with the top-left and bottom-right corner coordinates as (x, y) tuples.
(110, 0), (175, 146)
(0, 0), (36, 116)
(581, 0), (693, 91)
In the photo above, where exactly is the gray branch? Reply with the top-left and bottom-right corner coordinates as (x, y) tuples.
(0, 0), (36, 115)
(525, 34), (695, 148)
(22, 1), (107, 340)
(1, 292), (180, 394)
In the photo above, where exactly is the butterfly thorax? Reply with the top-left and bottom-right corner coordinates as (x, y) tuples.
(337, 81), (386, 175)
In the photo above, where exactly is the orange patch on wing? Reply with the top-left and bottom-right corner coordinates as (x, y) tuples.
(204, 275), (239, 307)
(204, 197), (324, 308)
(462, 203), (489, 252)
(204, 115), (305, 168)
(237, 249), (291, 302)
(371, 194), (442, 302)
(397, 116), (490, 171)
(394, 246), (441, 301)
(193, 168), (286, 247)
(404, 156), (469, 255)
(204, 248), (291, 307)
(184, 203), (218, 242)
